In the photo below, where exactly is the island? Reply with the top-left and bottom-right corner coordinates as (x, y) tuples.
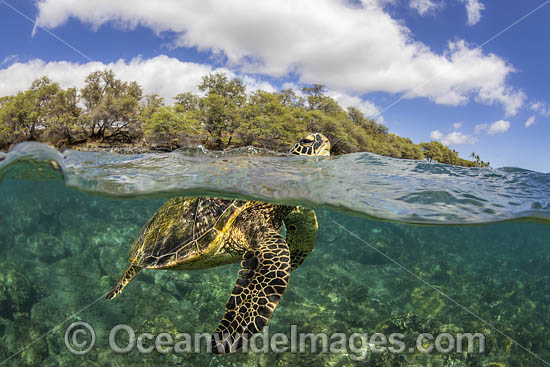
(0, 71), (489, 167)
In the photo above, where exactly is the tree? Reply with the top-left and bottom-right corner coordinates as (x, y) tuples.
(301, 84), (344, 115)
(199, 73), (246, 102)
(277, 88), (304, 108)
(0, 93), (27, 143)
(237, 90), (305, 148)
(0, 96), (12, 148)
(45, 87), (81, 143)
(347, 107), (364, 124)
(421, 141), (444, 162)
(139, 94), (165, 123)
(80, 70), (143, 141)
(421, 141), (468, 165)
(301, 84), (326, 97)
(174, 92), (200, 114)
(144, 106), (201, 146)
(0, 77), (61, 142)
(198, 73), (246, 146)
(0, 71), (488, 167)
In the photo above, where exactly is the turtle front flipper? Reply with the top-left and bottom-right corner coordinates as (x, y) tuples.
(106, 265), (141, 300)
(212, 231), (290, 354)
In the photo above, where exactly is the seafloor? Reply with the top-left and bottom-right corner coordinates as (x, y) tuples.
(0, 180), (549, 366)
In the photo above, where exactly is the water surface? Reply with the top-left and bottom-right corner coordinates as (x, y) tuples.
(0, 142), (549, 366)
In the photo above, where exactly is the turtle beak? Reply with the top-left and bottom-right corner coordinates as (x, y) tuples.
(316, 147), (330, 156)
(313, 134), (330, 156)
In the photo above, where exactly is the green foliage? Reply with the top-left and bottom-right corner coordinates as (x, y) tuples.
(199, 73), (246, 102)
(174, 92), (199, 114)
(236, 90), (306, 148)
(277, 88), (304, 108)
(140, 94), (164, 121)
(421, 141), (450, 163)
(0, 77), (65, 144)
(143, 106), (199, 146)
(45, 87), (82, 143)
(0, 71), (487, 167)
(420, 141), (487, 166)
(198, 73), (246, 145)
(468, 152), (490, 167)
(80, 70), (143, 141)
(0, 97), (12, 149)
(0, 93), (27, 143)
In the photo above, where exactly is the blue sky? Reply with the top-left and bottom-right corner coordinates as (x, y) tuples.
(0, 0), (549, 172)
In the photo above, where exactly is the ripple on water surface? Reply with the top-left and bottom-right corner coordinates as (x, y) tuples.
(1, 142), (549, 224)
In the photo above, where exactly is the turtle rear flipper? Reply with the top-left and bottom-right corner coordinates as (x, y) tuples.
(212, 231), (290, 354)
(106, 265), (141, 300)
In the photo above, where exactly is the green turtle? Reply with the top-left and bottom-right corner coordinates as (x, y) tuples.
(106, 133), (331, 353)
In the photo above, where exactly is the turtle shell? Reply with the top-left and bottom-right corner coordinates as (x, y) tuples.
(129, 197), (246, 269)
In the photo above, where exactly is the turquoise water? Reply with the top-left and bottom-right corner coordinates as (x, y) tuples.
(0, 142), (549, 366)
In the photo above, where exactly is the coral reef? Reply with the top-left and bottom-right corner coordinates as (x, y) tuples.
(0, 180), (548, 366)
(0, 264), (39, 320)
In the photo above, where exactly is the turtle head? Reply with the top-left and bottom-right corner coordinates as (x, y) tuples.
(289, 133), (331, 157)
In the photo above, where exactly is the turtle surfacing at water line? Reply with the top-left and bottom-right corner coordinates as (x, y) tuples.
(106, 133), (331, 353)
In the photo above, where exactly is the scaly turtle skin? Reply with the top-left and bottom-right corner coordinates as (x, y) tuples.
(106, 133), (331, 353)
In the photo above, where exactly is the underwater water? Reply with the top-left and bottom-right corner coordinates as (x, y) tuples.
(0, 142), (549, 366)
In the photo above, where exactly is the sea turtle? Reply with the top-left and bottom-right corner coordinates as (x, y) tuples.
(106, 133), (331, 353)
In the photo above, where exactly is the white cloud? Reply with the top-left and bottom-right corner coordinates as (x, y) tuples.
(430, 130), (444, 140)
(34, 0), (524, 115)
(409, 0), (440, 15)
(326, 90), (382, 119)
(430, 129), (477, 145)
(525, 115), (536, 128)
(474, 84), (525, 117)
(474, 123), (488, 134)
(240, 75), (276, 93)
(530, 101), (550, 117)
(460, 0), (485, 25)
(443, 131), (478, 145)
(488, 120), (510, 134)
(453, 122), (463, 129)
(475, 120), (510, 135)
(0, 56), (223, 102)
